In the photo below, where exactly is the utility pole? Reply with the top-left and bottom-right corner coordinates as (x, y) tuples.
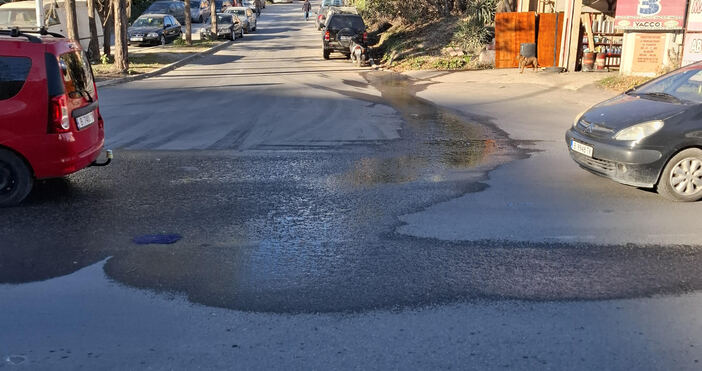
(35, 0), (44, 30)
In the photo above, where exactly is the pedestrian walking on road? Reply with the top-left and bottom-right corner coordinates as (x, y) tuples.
(302, 0), (311, 21)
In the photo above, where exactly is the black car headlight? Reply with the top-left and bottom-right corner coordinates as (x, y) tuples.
(613, 120), (664, 141)
(147, 32), (159, 38)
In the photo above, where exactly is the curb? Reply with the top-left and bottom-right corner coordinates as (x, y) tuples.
(96, 40), (234, 88)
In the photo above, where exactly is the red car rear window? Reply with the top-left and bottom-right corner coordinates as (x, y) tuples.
(0, 56), (31, 100)
(58, 51), (95, 99)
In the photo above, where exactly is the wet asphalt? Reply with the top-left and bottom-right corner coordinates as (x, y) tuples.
(4, 4), (702, 370)
(3, 2), (702, 317)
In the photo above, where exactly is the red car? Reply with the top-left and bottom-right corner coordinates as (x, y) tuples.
(0, 29), (110, 206)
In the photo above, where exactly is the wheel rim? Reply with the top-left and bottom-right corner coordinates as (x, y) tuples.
(0, 160), (17, 195)
(161, 36), (166, 45)
(669, 157), (702, 196)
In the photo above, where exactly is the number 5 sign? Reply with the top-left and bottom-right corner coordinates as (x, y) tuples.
(638, 0), (661, 15)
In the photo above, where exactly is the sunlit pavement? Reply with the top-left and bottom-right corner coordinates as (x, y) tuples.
(1, 2), (702, 369)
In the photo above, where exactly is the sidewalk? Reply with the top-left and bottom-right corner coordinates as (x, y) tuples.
(404, 68), (618, 91)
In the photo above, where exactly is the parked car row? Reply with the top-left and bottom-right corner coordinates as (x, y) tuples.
(128, 0), (263, 46)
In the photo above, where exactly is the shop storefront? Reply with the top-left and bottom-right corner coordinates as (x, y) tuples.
(502, 0), (692, 75)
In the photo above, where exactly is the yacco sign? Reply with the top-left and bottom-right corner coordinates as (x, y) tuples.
(615, 0), (686, 30)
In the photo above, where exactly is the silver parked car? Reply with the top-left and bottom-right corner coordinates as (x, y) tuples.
(189, 0), (211, 23)
(225, 6), (256, 32)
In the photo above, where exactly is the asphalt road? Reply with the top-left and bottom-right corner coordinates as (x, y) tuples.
(1, 2), (702, 370)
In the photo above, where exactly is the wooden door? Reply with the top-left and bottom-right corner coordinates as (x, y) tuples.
(537, 12), (564, 67)
(495, 12), (537, 68)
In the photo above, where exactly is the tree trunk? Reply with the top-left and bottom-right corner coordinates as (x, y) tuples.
(113, 0), (128, 73)
(103, 17), (112, 58)
(64, 0), (80, 41)
(86, 0), (101, 61)
(210, 0), (217, 35)
(184, 0), (192, 45)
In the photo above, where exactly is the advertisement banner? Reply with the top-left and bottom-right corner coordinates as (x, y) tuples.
(682, 33), (702, 66)
(615, 0), (686, 30)
(688, 0), (702, 31)
(631, 33), (667, 72)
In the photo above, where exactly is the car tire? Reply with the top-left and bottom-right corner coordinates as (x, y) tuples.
(323, 49), (330, 60)
(657, 148), (702, 202)
(160, 35), (167, 45)
(199, 15), (204, 23)
(0, 148), (34, 207)
(229, 31), (235, 40)
(240, 29), (244, 38)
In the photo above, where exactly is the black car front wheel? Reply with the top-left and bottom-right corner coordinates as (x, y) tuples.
(160, 35), (167, 45)
(323, 49), (330, 60)
(0, 149), (33, 207)
(658, 148), (702, 202)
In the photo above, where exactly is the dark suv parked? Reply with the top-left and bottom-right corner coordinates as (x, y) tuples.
(322, 13), (366, 60)
(0, 29), (110, 206)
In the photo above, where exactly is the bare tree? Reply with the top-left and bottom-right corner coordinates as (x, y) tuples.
(184, 0), (192, 45)
(113, 0), (128, 72)
(95, 0), (113, 58)
(210, 0), (217, 36)
(64, 0), (79, 41)
(86, 0), (101, 61)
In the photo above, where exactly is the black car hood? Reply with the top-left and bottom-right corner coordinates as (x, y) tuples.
(583, 93), (689, 130)
(128, 26), (162, 34)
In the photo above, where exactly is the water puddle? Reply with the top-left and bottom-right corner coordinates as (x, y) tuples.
(333, 72), (519, 187)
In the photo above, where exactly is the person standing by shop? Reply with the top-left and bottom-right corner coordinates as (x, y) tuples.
(302, 0), (311, 21)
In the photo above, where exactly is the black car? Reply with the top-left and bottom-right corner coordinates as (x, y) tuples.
(566, 62), (702, 201)
(128, 14), (182, 46)
(201, 13), (242, 40)
(144, 0), (186, 25)
(322, 13), (366, 60)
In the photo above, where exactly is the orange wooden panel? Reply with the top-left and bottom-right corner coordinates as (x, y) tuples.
(495, 12), (537, 68)
(537, 12), (564, 67)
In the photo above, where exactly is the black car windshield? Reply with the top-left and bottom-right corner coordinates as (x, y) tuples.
(133, 16), (164, 27)
(328, 16), (364, 30)
(631, 67), (702, 104)
(217, 14), (232, 23)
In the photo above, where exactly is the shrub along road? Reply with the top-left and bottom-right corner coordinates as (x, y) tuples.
(1, 2), (701, 369)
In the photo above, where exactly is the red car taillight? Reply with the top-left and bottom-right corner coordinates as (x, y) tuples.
(363, 32), (367, 43)
(324, 31), (330, 41)
(48, 95), (70, 133)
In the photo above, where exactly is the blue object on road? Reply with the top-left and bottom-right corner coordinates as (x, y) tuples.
(132, 234), (182, 245)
